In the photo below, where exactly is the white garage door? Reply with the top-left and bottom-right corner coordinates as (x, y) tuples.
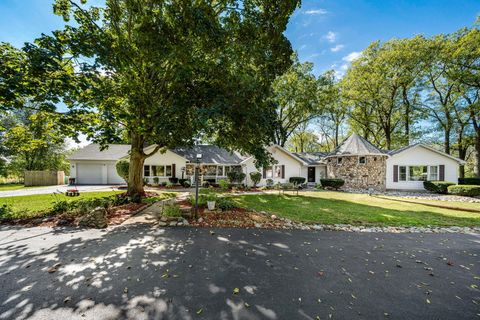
(107, 164), (125, 185)
(76, 163), (103, 185)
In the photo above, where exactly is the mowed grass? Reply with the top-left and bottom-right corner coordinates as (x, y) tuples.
(0, 191), (123, 218)
(232, 191), (480, 227)
(0, 184), (38, 191)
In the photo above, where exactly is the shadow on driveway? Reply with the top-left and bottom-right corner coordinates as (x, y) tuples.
(0, 224), (479, 319)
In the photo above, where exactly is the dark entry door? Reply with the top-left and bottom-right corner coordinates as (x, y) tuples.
(308, 167), (316, 183)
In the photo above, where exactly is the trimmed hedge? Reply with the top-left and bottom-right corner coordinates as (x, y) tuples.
(320, 179), (345, 190)
(289, 177), (306, 185)
(448, 185), (480, 197)
(458, 177), (480, 185)
(423, 181), (456, 194)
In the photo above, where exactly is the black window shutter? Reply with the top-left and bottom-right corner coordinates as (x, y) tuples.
(172, 164), (176, 178)
(281, 165), (285, 179)
(263, 167), (266, 179)
(439, 165), (445, 181)
(393, 165), (398, 182)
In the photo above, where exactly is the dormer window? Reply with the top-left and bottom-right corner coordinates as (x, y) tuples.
(359, 156), (367, 165)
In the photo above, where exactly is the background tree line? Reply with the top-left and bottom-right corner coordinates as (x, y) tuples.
(275, 22), (479, 178)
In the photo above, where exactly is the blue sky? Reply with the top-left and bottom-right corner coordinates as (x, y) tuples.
(1, 0), (479, 77)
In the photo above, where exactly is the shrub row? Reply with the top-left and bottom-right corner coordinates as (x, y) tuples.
(319, 179), (345, 190)
(423, 181), (456, 194)
(447, 185), (480, 197)
(458, 177), (480, 185)
(289, 177), (306, 186)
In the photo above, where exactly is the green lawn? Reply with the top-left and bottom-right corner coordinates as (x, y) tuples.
(232, 191), (480, 227)
(0, 184), (37, 191)
(0, 191), (123, 218)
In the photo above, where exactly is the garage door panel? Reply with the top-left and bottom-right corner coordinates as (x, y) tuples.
(77, 164), (103, 185)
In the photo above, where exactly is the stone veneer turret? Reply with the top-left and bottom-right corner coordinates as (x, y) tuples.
(326, 156), (388, 191)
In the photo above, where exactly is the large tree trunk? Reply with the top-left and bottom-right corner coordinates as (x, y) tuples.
(475, 131), (480, 178)
(444, 128), (451, 155)
(128, 133), (146, 200)
(459, 147), (467, 179)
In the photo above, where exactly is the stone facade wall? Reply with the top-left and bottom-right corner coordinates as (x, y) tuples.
(326, 155), (387, 190)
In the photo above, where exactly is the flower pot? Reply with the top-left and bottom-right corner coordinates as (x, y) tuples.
(207, 201), (216, 211)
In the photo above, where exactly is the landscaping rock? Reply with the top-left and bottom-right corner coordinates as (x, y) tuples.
(78, 207), (108, 229)
(158, 221), (168, 227)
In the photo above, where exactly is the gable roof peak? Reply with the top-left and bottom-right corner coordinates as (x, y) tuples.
(328, 133), (385, 157)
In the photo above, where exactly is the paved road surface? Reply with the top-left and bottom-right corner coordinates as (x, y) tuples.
(0, 225), (479, 319)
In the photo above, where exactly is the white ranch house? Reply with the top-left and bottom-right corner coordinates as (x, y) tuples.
(68, 133), (464, 190)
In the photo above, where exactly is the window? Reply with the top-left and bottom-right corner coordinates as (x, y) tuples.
(429, 166), (438, 181)
(359, 156), (367, 165)
(265, 166), (273, 178)
(408, 166), (428, 181)
(274, 166), (282, 178)
(217, 166), (224, 176)
(399, 166), (407, 181)
(337, 157), (343, 164)
(151, 165), (172, 177)
(144, 165), (150, 177)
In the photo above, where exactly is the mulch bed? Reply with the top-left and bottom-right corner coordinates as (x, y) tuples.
(0, 203), (147, 228)
(184, 205), (289, 229)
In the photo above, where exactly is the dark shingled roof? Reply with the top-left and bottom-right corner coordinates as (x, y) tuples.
(293, 152), (328, 165)
(68, 144), (130, 161)
(386, 143), (420, 156)
(328, 133), (385, 157)
(172, 145), (247, 164)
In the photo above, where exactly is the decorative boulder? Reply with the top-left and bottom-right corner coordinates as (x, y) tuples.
(78, 207), (108, 229)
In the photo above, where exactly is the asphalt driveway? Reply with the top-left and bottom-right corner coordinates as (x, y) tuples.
(0, 225), (478, 320)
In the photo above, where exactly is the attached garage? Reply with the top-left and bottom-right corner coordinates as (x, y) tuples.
(76, 163), (103, 185)
(68, 144), (130, 185)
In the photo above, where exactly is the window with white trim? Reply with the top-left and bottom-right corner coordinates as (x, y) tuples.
(429, 166), (438, 181)
(408, 166), (428, 181)
(399, 166), (407, 181)
(150, 165), (172, 177)
(359, 156), (367, 165)
(265, 166), (273, 178)
(144, 166), (150, 177)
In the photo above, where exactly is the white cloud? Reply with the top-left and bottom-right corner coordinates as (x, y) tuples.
(342, 51), (362, 62)
(324, 31), (337, 43)
(298, 44), (308, 50)
(304, 9), (328, 15)
(330, 44), (344, 52)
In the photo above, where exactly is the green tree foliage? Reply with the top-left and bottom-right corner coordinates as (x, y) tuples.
(0, 109), (70, 176)
(272, 55), (336, 147)
(286, 128), (321, 153)
(50, 0), (300, 197)
(249, 171), (262, 187)
(272, 56), (319, 146)
(115, 159), (129, 181)
(342, 37), (425, 149)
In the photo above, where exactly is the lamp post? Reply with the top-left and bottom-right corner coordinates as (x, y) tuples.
(194, 153), (202, 218)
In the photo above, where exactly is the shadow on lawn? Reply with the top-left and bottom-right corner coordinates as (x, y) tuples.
(236, 194), (480, 227)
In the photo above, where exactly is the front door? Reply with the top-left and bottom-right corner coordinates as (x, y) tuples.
(308, 167), (316, 183)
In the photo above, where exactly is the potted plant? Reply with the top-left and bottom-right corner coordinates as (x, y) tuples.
(206, 193), (217, 210)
